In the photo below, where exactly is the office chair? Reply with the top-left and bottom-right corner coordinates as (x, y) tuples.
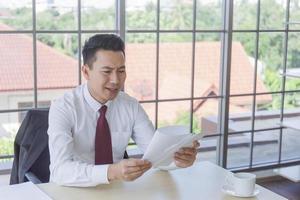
(10, 109), (129, 184)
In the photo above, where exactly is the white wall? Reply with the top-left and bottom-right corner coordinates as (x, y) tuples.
(0, 88), (72, 136)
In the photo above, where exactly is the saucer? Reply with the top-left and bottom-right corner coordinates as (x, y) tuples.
(222, 185), (260, 198)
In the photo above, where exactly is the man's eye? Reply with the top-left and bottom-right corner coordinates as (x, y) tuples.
(118, 70), (125, 73)
(103, 71), (111, 74)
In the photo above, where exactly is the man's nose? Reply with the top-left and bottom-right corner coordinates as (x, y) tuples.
(110, 72), (120, 84)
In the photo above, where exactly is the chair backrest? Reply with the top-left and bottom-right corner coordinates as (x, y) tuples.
(10, 109), (50, 184)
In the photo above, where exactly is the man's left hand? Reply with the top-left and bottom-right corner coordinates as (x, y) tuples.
(174, 140), (200, 168)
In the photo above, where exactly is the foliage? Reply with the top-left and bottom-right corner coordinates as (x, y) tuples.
(0, 137), (14, 156)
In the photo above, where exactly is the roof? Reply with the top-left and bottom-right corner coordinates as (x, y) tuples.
(125, 42), (272, 105)
(0, 23), (78, 92)
(0, 23), (271, 107)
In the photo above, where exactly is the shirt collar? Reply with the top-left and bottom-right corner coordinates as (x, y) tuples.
(83, 84), (111, 113)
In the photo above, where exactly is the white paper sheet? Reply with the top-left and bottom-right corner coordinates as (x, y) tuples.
(0, 181), (52, 200)
(142, 125), (204, 168)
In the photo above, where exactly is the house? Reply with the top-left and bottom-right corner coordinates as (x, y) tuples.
(0, 23), (272, 136)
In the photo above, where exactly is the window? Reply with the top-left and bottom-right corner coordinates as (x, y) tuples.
(1, 0), (300, 171)
(18, 101), (51, 122)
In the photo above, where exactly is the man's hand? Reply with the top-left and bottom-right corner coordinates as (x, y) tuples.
(174, 140), (200, 168)
(108, 159), (152, 182)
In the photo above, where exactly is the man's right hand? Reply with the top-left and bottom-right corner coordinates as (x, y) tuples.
(107, 158), (152, 182)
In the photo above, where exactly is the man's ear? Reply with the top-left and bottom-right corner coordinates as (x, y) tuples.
(81, 64), (90, 80)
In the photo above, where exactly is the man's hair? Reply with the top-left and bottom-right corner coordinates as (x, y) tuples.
(82, 34), (125, 69)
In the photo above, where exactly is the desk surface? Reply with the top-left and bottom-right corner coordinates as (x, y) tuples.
(38, 161), (287, 200)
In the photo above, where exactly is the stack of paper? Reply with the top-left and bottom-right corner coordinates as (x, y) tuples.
(0, 181), (52, 200)
(143, 125), (203, 169)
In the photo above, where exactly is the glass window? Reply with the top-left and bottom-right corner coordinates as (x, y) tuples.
(1, 0), (300, 172)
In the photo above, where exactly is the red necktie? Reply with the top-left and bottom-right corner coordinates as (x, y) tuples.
(95, 105), (113, 165)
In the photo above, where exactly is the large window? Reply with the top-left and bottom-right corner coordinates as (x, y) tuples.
(0, 0), (300, 171)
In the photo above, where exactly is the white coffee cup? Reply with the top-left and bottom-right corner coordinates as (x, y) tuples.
(226, 172), (256, 196)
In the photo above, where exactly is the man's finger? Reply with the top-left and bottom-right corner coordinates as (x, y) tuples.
(123, 166), (150, 180)
(178, 147), (197, 155)
(124, 170), (145, 181)
(174, 153), (194, 162)
(193, 140), (200, 148)
(174, 156), (193, 166)
(123, 164), (151, 174)
(125, 159), (151, 167)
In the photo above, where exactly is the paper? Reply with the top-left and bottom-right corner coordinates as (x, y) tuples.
(0, 181), (52, 200)
(142, 125), (203, 168)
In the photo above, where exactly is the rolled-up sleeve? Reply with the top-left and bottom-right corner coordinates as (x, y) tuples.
(48, 99), (109, 187)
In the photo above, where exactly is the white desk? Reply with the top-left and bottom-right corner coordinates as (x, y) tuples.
(38, 161), (287, 200)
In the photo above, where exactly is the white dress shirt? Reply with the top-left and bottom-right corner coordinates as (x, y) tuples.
(48, 84), (155, 187)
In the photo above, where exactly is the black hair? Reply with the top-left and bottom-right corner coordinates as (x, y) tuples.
(82, 34), (125, 69)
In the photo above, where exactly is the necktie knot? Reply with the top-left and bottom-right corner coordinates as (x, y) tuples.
(99, 105), (107, 115)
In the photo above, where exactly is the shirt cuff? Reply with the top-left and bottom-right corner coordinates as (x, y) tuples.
(91, 164), (110, 184)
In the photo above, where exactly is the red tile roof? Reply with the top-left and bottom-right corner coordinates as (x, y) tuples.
(125, 42), (272, 105)
(0, 23), (271, 108)
(0, 23), (78, 92)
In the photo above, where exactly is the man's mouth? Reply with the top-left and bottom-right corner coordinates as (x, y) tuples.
(105, 87), (119, 92)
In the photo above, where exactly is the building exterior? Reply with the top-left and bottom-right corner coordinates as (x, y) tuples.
(0, 23), (271, 137)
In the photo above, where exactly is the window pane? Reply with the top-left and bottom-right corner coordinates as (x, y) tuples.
(36, 0), (77, 30)
(231, 33), (255, 95)
(257, 32), (284, 93)
(0, 1), (32, 30)
(196, 0), (222, 30)
(254, 94), (281, 130)
(283, 91), (300, 116)
(227, 132), (251, 168)
(197, 136), (218, 164)
(0, 34), (34, 110)
(126, 0), (157, 30)
(260, 0), (286, 30)
(194, 33), (221, 97)
(228, 96), (253, 133)
(286, 33), (300, 76)
(253, 130), (279, 165)
(194, 98), (220, 135)
(160, 0), (193, 30)
(281, 90), (300, 161)
(159, 33), (192, 99)
(81, 0), (116, 30)
(36, 34), (78, 102)
(282, 126), (300, 161)
(233, 0), (257, 30)
(125, 33), (156, 101)
(140, 103), (156, 126)
(289, 1), (300, 30)
(158, 101), (190, 128)
(0, 111), (27, 159)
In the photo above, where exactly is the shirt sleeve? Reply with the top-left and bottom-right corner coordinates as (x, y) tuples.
(48, 99), (109, 187)
(131, 102), (155, 153)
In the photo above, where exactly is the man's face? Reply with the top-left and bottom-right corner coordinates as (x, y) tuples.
(82, 50), (126, 104)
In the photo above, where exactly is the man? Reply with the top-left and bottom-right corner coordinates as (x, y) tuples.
(48, 34), (199, 187)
